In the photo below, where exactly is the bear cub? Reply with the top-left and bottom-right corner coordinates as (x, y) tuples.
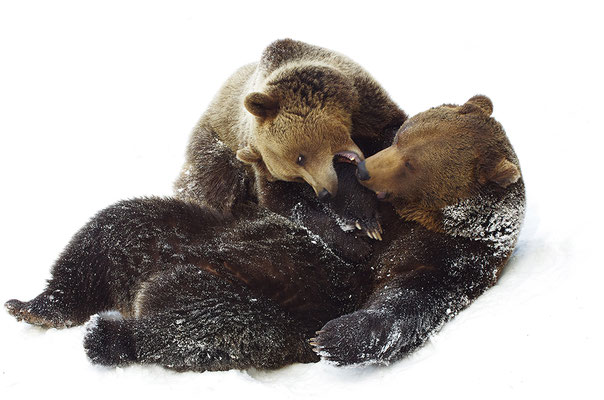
(174, 39), (406, 252)
(5, 163), (376, 371)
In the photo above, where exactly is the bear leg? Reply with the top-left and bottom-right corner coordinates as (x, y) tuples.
(5, 197), (229, 329)
(84, 313), (136, 366)
(256, 163), (380, 262)
(313, 265), (480, 365)
(4, 289), (83, 328)
(84, 265), (318, 371)
(174, 124), (253, 215)
(5, 242), (115, 328)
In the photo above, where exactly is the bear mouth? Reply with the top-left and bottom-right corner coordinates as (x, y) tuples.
(334, 151), (362, 165)
(376, 191), (389, 200)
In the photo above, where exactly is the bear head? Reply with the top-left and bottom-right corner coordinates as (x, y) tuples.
(236, 65), (364, 198)
(358, 95), (521, 232)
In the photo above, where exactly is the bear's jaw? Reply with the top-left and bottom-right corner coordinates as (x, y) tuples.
(394, 203), (445, 234)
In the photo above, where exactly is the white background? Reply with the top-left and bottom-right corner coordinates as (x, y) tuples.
(0, 1), (602, 399)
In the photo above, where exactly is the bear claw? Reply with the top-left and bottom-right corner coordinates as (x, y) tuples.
(352, 220), (383, 241)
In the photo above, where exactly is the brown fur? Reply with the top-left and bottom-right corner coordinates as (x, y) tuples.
(360, 95), (521, 233)
(6, 96), (524, 369)
(313, 96), (525, 365)
(174, 39), (406, 209)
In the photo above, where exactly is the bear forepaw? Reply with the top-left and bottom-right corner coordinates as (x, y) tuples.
(353, 215), (383, 241)
(311, 309), (418, 366)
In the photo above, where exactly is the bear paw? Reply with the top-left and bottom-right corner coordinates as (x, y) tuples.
(311, 309), (418, 366)
(4, 297), (73, 328)
(83, 313), (136, 366)
(352, 216), (383, 241)
(331, 230), (374, 262)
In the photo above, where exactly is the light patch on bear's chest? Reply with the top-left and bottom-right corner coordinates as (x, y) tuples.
(441, 182), (525, 258)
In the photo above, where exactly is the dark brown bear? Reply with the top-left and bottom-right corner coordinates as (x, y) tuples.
(4, 164), (375, 371)
(174, 39), (406, 249)
(312, 95), (525, 365)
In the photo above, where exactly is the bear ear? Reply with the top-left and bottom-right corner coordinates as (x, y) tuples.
(480, 158), (521, 188)
(236, 144), (262, 165)
(244, 92), (279, 119)
(459, 95), (493, 116)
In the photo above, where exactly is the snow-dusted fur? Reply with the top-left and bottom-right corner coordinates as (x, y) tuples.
(312, 96), (526, 365)
(5, 165), (376, 371)
(314, 180), (525, 365)
(4, 96), (525, 371)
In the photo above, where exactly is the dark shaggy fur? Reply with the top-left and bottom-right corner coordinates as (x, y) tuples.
(6, 97), (524, 371)
(6, 164), (374, 371)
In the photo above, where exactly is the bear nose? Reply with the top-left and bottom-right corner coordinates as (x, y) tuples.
(317, 188), (331, 200)
(357, 160), (371, 181)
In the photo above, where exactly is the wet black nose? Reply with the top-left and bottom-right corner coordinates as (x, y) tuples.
(357, 160), (371, 181)
(317, 188), (331, 200)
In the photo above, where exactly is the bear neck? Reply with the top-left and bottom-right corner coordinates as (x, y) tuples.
(395, 180), (526, 258)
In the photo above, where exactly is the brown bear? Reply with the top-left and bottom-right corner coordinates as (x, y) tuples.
(4, 163), (376, 371)
(173, 39), (406, 249)
(312, 95), (525, 365)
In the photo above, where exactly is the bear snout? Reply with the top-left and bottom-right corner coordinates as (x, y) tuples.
(356, 160), (371, 181)
(317, 188), (331, 200)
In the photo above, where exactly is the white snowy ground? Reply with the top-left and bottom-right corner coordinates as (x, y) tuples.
(1, 1), (602, 399)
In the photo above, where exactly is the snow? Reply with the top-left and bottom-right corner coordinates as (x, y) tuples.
(0, 1), (602, 399)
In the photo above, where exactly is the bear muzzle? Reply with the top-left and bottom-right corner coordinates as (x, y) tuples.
(356, 160), (371, 181)
(317, 189), (331, 200)
(302, 165), (338, 199)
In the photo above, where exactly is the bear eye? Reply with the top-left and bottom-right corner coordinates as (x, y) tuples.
(405, 160), (414, 170)
(296, 154), (306, 166)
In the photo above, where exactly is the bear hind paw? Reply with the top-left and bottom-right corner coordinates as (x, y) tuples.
(84, 313), (136, 367)
(4, 298), (73, 329)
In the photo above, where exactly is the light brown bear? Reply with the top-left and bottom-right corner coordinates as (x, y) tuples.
(312, 95), (526, 365)
(174, 39), (406, 250)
